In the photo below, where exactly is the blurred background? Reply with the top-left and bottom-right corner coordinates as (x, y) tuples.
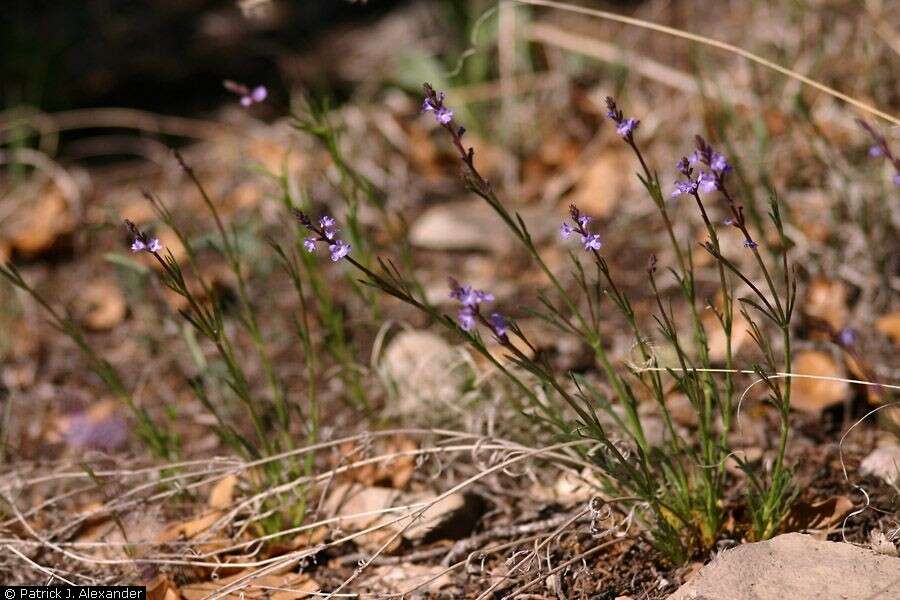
(1, 0), (898, 456)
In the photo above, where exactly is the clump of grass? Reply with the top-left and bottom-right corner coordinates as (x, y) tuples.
(295, 83), (799, 562)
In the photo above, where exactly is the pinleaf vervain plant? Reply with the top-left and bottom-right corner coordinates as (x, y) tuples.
(295, 84), (799, 562)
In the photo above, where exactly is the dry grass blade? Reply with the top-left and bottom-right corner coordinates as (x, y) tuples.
(514, 0), (899, 125)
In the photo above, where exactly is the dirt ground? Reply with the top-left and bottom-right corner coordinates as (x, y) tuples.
(1, 0), (898, 597)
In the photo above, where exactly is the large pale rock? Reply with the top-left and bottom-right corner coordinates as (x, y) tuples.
(379, 330), (470, 415)
(409, 200), (553, 252)
(668, 533), (900, 600)
(860, 444), (900, 487)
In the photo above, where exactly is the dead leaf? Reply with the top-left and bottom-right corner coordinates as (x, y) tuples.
(790, 351), (850, 414)
(405, 124), (443, 180)
(5, 184), (76, 255)
(181, 566), (318, 600)
(788, 190), (831, 243)
(224, 181), (263, 212)
(147, 576), (180, 600)
(245, 138), (306, 177)
(365, 564), (452, 594)
(562, 150), (631, 219)
(151, 226), (187, 266)
(702, 309), (751, 363)
(76, 280), (127, 331)
(119, 194), (157, 226)
(803, 278), (848, 332)
(209, 474), (238, 510)
(666, 394), (699, 427)
(783, 496), (852, 532)
(157, 511), (223, 543)
(340, 435), (418, 488)
(875, 313), (900, 349)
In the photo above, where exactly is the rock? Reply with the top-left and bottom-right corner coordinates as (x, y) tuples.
(859, 444), (900, 486)
(869, 530), (899, 557)
(379, 330), (470, 416)
(668, 533), (900, 600)
(409, 199), (553, 252)
(364, 564), (453, 595)
(323, 482), (484, 552)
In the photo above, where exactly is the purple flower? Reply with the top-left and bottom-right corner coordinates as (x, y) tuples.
(250, 85), (267, 103)
(697, 172), (718, 193)
(240, 86), (267, 107)
(450, 285), (493, 307)
(723, 217), (735, 226)
(616, 119), (639, 139)
(743, 239), (759, 249)
(131, 237), (161, 254)
(434, 106), (453, 125)
(560, 222), (573, 240)
(489, 313), (507, 338)
(576, 214), (591, 229)
(458, 306), (477, 332)
(318, 216), (339, 239)
(710, 152), (730, 174)
(226, 81), (267, 107)
(894, 173), (900, 187)
(303, 237), (317, 253)
(837, 328), (857, 347)
(676, 156), (692, 177)
(869, 145), (884, 158)
(423, 91), (453, 125)
(328, 240), (351, 261)
(582, 234), (603, 251)
(671, 179), (698, 198)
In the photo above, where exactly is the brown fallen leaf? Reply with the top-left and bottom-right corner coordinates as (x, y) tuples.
(783, 496), (853, 533)
(790, 351), (850, 414)
(803, 278), (848, 332)
(151, 226), (187, 267)
(562, 150), (631, 219)
(146, 576), (180, 600)
(181, 566), (318, 600)
(875, 313), (900, 349)
(245, 138), (306, 178)
(76, 280), (127, 331)
(788, 190), (831, 243)
(340, 435), (418, 488)
(702, 309), (751, 363)
(156, 511), (223, 543)
(5, 184), (77, 255)
(208, 474), (239, 510)
(666, 394), (699, 427)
